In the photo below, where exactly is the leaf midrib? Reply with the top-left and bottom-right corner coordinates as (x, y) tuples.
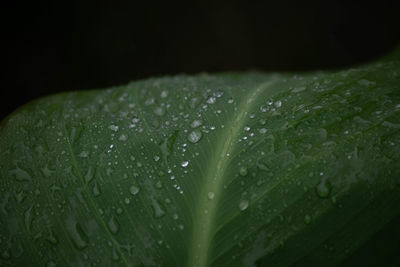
(187, 78), (280, 267)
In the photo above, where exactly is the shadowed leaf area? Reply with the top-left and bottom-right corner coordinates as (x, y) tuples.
(1, 54), (400, 266)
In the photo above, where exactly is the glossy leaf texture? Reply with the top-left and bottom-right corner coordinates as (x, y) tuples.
(1, 58), (400, 266)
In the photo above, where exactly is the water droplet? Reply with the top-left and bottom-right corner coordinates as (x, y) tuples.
(239, 200), (249, 211)
(152, 199), (166, 218)
(1, 249), (10, 260)
(207, 192), (215, 200)
(109, 125), (119, 132)
(108, 216), (119, 234)
(118, 134), (127, 141)
(129, 185), (140, 195)
(244, 126), (250, 132)
(181, 161), (189, 168)
(160, 90), (168, 98)
(188, 130), (202, 144)
(154, 106), (166, 116)
(260, 105), (268, 112)
(258, 128), (267, 134)
(66, 217), (88, 249)
(275, 100), (282, 108)
(9, 167), (32, 182)
(304, 214), (312, 224)
(173, 213), (179, 220)
(315, 178), (332, 198)
(153, 155), (160, 162)
(116, 208), (123, 215)
(92, 182), (101, 196)
(155, 180), (163, 189)
(239, 166), (248, 176)
(46, 260), (57, 267)
(207, 96), (216, 104)
(191, 120), (203, 128)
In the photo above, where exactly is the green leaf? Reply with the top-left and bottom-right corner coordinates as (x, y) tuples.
(1, 55), (400, 266)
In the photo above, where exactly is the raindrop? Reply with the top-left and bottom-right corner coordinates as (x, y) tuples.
(188, 130), (202, 144)
(153, 155), (160, 162)
(129, 185), (140, 195)
(258, 128), (267, 134)
(244, 126), (250, 132)
(207, 192), (215, 200)
(118, 134), (127, 141)
(108, 216), (119, 234)
(315, 178), (332, 198)
(239, 166), (248, 176)
(238, 200), (249, 211)
(152, 199), (166, 218)
(109, 125), (119, 132)
(92, 182), (101, 196)
(275, 100), (282, 108)
(66, 217), (88, 250)
(160, 90), (168, 98)
(181, 161), (189, 168)
(304, 214), (312, 224)
(260, 105), (268, 112)
(191, 120), (203, 128)
(207, 96), (216, 104)
(154, 106), (166, 116)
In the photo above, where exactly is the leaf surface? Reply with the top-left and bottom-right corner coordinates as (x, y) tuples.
(1, 58), (400, 266)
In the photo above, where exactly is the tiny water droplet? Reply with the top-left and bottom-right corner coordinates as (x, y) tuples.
(108, 216), (119, 234)
(92, 182), (101, 196)
(181, 161), (189, 168)
(239, 200), (249, 211)
(109, 125), (119, 132)
(239, 166), (248, 176)
(129, 185), (140, 195)
(244, 126), (250, 132)
(152, 199), (166, 218)
(258, 128), (267, 134)
(188, 130), (202, 144)
(191, 120), (203, 128)
(153, 155), (160, 162)
(118, 134), (127, 141)
(315, 178), (332, 198)
(304, 214), (312, 224)
(207, 192), (215, 200)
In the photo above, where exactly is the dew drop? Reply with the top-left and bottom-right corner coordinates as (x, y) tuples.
(239, 200), (249, 211)
(191, 120), (203, 128)
(188, 130), (202, 144)
(315, 178), (332, 198)
(275, 100), (282, 108)
(118, 134), (127, 141)
(244, 126), (250, 132)
(66, 217), (88, 250)
(181, 161), (189, 168)
(92, 182), (101, 196)
(129, 185), (140, 195)
(260, 105), (268, 112)
(207, 96), (216, 104)
(152, 199), (166, 218)
(258, 128), (267, 134)
(109, 125), (119, 132)
(153, 155), (160, 162)
(108, 216), (119, 234)
(304, 214), (312, 224)
(239, 166), (248, 176)
(154, 106), (166, 116)
(207, 192), (215, 200)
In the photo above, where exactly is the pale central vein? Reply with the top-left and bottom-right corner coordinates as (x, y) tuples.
(187, 79), (278, 267)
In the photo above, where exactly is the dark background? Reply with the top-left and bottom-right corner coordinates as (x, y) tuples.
(2, 1), (400, 120)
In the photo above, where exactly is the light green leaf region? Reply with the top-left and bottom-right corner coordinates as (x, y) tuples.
(1, 59), (400, 266)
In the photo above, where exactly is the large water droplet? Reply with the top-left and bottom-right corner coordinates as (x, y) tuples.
(188, 130), (202, 144)
(109, 125), (119, 132)
(239, 200), (249, 211)
(191, 120), (203, 128)
(66, 217), (88, 250)
(239, 166), (248, 176)
(108, 216), (119, 234)
(315, 178), (332, 198)
(129, 185), (140, 195)
(304, 214), (312, 224)
(152, 199), (166, 218)
(9, 167), (32, 182)
(181, 161), (189, 168)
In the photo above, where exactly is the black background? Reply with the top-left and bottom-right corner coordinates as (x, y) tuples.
(2, 1), (400, 120)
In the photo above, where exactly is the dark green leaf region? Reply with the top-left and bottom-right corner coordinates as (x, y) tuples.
(1, 58), (400, 266)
